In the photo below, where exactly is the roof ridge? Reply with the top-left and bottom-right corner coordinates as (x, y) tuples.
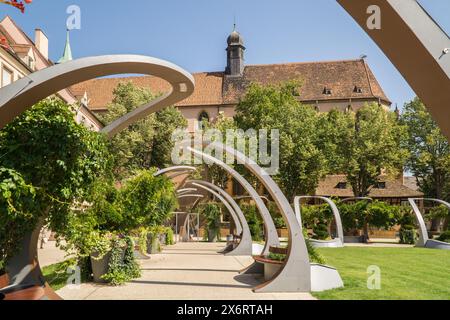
(245, 58), (364, 68)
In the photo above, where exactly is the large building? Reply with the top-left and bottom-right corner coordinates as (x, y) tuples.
(72, 28), (392, 133)
(71, 27), (422, 202)
(0, 16), (102, 131)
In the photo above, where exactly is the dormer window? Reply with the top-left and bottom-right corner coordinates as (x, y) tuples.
(323, 87), (332, 95)
(197, 111), (210, 130)
(375, 182), (386, 189)
(354, 86), (363, 93)
(336, 182), (347, 189)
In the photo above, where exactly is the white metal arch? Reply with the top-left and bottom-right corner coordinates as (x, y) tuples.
(294, 196), (344, 248)
(408, 198), (450, 250)
(189, 180), (253, 256)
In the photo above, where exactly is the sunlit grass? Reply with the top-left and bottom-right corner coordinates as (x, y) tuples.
(314, 247), (450, 300)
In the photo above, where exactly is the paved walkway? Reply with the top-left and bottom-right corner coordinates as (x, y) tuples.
(57, 242), (315, 300)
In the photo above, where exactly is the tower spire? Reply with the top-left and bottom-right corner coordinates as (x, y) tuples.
(57, 29), (73, 64)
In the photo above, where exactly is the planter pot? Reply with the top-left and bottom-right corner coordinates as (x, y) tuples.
(344, 236), (364, 243)
(90, 251), (112, 283)
(0, 273), (9, 289)
(90, 249), (125, 283)
(277, 228), (289, 238)
(159, 233), (167, 246)
(146, 234), (161, 255)
(207, 229), (218, 243)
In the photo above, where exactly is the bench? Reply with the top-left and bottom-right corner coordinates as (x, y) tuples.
(253, 246), (287, 281)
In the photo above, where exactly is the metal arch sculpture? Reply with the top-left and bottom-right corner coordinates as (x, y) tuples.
(188, 182), (243, 236)
(0, 55), (195, 300)
(186, 147), (280, 257)
(408, 198), (450, 250)
(200, 142), (311, 293)
(0, 55), (195, 136)
(189, 180), (253, 256)
(294, 196), (344, 248)
(337, 0), (450, 141)
(177, 188), (199, 196)
(154, 166), (197, 179)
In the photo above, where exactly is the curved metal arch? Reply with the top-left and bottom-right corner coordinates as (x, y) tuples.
(408, 198), (450, 250)
(177, 188), (198, 196)
(0, 54), (195, 137)
(294, 196), (344, 248)
(205, 141), (311, 293)
(177, 194), (204, 200)
(154, 166), (196, 178)
(338, 0), (450, 141)
(0, 55), (195, 300)
(189, 180), (252, 256)
(187, 147), (280, 256)
(189, 182), (243, 236)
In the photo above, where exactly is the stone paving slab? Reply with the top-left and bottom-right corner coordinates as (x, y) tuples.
(58, 242), (315, 300)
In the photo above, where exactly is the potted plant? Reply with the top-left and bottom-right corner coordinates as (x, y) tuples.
(200, 203), (221, 242)
(146, 226), (164, 255)
(89, 232), (114, 283)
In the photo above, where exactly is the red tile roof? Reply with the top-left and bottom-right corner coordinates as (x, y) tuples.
(70, 59), (390, 111)
(315, 175), (424, 199)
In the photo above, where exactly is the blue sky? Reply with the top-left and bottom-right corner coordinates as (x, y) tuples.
(2, 0), (449, 109)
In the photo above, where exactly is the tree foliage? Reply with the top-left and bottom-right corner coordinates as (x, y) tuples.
(234, 81), (327, 201)
(0, 99), (111, 256)
(401, 98), (450, 201)
(100, 82), (187, 179)
(328, 104), (407, 197)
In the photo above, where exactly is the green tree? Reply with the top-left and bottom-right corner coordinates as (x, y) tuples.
(332, 104), (407, 197)
(401, 98), (450, 201)
(234, 82), (327, 201)
(119, 169), (178, 230)
(0, 98), (111, 234)
(0, 168), (38, 270)
(101, 82), (187, 179)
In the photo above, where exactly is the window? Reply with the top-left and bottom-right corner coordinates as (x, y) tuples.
(375, 182), (386, 189)
(336, 182), (347, 189)
(197, 111), (210, 130)
(1, 67), (13, 88)
(323, 87), (332, 95)
(233, 178), (245, 196)
(353, 86), (363, 93)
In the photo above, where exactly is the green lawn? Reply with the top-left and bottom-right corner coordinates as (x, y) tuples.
(314, 247), (450, 300)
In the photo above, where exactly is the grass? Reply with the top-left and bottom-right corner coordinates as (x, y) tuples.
(313, 247), (450, 300)
(42, 259), (87, 291)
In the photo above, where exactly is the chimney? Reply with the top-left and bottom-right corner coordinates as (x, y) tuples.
(34, 29), (49, 60)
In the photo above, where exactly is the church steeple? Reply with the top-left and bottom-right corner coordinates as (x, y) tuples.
(226, 25), (245, 76)
(57, 30), (73, 64)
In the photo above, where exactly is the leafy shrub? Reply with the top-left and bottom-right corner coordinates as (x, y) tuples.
(312, 220), (330, 240)
(273, 217), (287, 229)
(437, 230), (450, 243)
(399, 226), (417, 244)
(0, 168), (38, 271)
(241, 203), (263, 241)
(101, 237), (140, 286)
(165, 227), (175, 245)
(199, 202), (222, 242)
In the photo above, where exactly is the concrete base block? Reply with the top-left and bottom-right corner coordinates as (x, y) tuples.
(310, 264), (344, 292)
(310, 238), (344, 248)
(424, 239), (450, 250)
(252, 243), (264, 255)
